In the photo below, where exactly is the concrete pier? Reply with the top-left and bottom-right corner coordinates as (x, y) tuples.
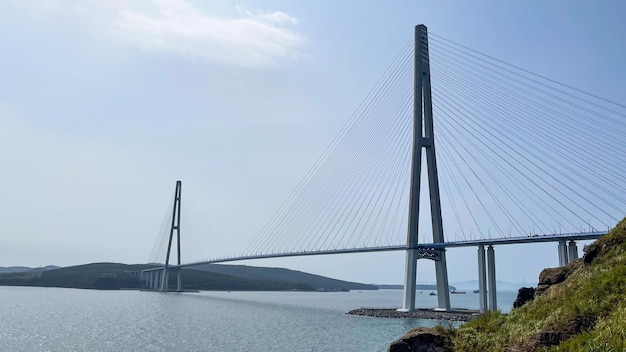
(568, 241), (578, 263)
(477, 245), (487, 313)
(476, 245), (497, 312)
(400, 249), (418, 311)
(161, 269), (169, 292)
(558, 240), (569, 266)
(486, 245), (497, 311)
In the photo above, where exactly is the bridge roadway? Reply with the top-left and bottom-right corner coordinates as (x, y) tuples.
(141, 230), (607, 312)
(142, 230), (607, 273)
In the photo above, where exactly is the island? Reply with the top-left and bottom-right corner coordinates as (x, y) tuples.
(0, 262), (377, 292)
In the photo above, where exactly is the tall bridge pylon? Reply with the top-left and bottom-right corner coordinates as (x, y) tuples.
(161, 180), (183, 292)
(400, 24), (451, 312)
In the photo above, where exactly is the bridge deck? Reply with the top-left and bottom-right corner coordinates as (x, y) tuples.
(141, 231), (606, 272)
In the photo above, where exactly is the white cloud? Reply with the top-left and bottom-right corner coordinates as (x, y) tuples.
(236, 6), (298, 26)
(261, 11), (298, 26)
(115, 1), (304, 66)
(12, 0), (305, 67)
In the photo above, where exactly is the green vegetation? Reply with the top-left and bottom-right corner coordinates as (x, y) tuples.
(0, 263), (147, 289)
(447, 218), (626, 351)
(193, 263), (378, 291)
(172, 268), (314, 291)
(0, 263), (314, 291)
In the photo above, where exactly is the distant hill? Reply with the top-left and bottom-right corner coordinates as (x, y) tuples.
(376, 284), (404, 289)
(0, 266), (31, 273)
(0, 263), (151, 290)
(0, 262), (376, 291)
(375, 284), (457, 291)
(191, 263), (377, 291)
(378, 280), (531, 292)
(451, 279), (533, 291)
(0, 265), (59, 273)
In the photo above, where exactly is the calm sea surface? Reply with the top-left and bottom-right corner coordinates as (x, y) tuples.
(0, 286), (516, 351)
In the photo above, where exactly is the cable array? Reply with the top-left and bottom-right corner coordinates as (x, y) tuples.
(428, 33), (626, 240)
(151, 31), (626, 261)
(244, 40), (416, 256)
(148, 188), (234, 265)
(148, 192), (175, 264)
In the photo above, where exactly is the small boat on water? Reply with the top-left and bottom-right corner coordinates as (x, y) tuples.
(429, 292), (437, 296)
(473, 289), (480, 293)
(451, 290), (466, 294)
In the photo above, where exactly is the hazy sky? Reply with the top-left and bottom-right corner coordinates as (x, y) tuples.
(1, 1), (625, 286)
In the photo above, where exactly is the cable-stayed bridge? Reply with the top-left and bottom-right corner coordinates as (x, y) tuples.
(141, 25), (624, 313)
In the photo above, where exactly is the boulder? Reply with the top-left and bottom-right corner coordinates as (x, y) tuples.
(513, 287), (536, 309)
(582, 243), (599, 264)
(535, 266), (569, 296)
(538, 266), (569, 285)
(388, 327), (453, 352)
(583, 225), (626, 264)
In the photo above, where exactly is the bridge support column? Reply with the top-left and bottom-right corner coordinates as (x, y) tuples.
(477, 245), (488, 313)
(558, 240), (568, 266)
(160, 269), (169, 292)
(568, 241), (578, 263)
(177, 268), (182, 292)
(400, 249), (418, 311)
(435, 252), (451, 311)
(486, 245), (497, 311)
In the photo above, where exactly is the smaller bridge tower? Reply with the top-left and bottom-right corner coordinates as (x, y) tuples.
(161, 180), (183, 292)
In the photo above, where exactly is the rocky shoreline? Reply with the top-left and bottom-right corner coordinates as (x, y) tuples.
(347, 308), (479, 322)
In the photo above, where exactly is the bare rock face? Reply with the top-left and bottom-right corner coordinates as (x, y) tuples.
(535, 266), (569, 296)
(583, 226), (626, 264)
(538, 266), (569, 285)
(582, 243), (599, 264)
(513, 287), (536, 309)
(388, 327), (453, 352)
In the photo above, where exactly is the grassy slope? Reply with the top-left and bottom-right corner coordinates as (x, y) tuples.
(449, 218), (626, 351)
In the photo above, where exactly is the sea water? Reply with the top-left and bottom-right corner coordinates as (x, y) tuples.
(0, 286), (517, 351)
